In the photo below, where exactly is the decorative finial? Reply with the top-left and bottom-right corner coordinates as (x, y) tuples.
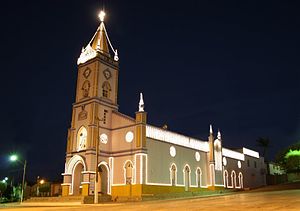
(217, 129), (221, 140)
(210, 124), (213, 134)
(98, 11), (106, 22)
(139, 93), (144, 112)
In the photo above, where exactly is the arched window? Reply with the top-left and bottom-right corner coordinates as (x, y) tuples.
(102, 82), (111, 98)
(196, 168), (202, 187)
(231, 171), (236, 188)
(124, 161), (134, 184)
(170, 164), (177, 186)
(184, 165), (190, 191)
(77, 126), (87, 151)
(238, 172), (243, 189)
(223, 170), (228, 188)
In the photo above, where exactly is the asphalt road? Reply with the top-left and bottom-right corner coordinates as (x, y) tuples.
(1, 189), (300, 211)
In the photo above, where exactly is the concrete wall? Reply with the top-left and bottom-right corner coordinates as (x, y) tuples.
(146, 138), (208, 187)
(242, 156), (266, 188)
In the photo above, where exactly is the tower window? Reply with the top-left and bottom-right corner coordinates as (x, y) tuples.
(77, 126), (87, 151)
(103, 110), (108, 124)
(102, 82), (111, 98)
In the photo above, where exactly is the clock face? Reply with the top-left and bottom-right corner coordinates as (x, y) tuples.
(125, 131), (134, 143)
(100, 133), (108, 144)
(170, 146), (176, 157)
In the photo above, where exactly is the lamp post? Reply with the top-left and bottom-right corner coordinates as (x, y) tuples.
(36, 176), (45, 197)
(9, 155), (27, 203)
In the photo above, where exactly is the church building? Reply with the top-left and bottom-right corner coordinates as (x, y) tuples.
(61, 11), (266, 200)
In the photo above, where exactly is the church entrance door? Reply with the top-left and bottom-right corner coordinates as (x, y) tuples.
(73, 163), (84, 195)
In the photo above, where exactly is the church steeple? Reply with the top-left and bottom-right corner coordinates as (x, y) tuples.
(77, 11), (119, 65)
(74, 10), (120, 105)
(90, 11), (110, 56)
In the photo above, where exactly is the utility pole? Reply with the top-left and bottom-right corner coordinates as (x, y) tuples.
(21, 160), (27, 203)
(94, 116), (103, 204)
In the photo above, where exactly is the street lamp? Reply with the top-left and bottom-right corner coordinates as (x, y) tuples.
(37, 178), (45, 197)
(9, 154), (27, 203)
(10, 155), (18, 162)
(1, 177), (8, 183)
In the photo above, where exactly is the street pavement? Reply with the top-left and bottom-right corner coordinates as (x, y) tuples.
(1, 188), (300, 210)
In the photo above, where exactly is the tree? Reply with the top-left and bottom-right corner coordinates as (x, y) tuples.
(256, 137), (270, 161)
(275, 142), (300, 173)
(285, 156), (300, 172)
(0, 182), (7, 198)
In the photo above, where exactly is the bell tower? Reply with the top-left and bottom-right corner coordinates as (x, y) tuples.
(62, 11), (119, 196)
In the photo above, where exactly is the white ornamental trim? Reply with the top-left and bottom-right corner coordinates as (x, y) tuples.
(243, 147), (260, 158)
(222, 148), (245, 161)
(146, 125), (209, 152)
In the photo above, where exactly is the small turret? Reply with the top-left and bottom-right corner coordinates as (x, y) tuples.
(139, 93), (145, 112)
(208, 124), (215, 163)
(217, 130), (221, 140)
(136, 93), (147, 148)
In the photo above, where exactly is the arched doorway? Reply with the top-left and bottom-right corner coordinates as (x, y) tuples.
(72, 162), (84, 195)
(97, 162), (110, 195)
(184, 165), (190, 191)
(65, 155), (87, 195)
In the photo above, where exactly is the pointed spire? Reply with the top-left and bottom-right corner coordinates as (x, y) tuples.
(209, 124), (213, 134)
(91, 22), (110, 56)
(139, 93), (144, 112)
(217, 129), (221, 140)
(77, 10), (119, 65)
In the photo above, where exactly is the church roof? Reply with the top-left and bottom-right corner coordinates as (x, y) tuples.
(77, 11), (118, 65)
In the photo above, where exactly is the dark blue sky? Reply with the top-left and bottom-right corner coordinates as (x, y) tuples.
(1, 0), (300, 182)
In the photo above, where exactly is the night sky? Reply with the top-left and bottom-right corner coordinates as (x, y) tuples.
(1, 0), (300, 183)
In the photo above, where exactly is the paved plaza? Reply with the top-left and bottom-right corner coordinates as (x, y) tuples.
(1, 188), (300, 211)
